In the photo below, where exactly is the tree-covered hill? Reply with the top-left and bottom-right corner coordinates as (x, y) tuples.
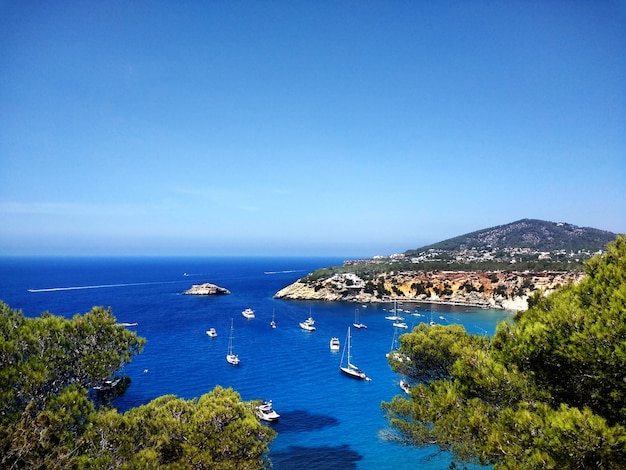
(406, 219), (617, 255)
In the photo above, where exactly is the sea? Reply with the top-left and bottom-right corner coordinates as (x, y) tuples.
(0, 256), (513, 469)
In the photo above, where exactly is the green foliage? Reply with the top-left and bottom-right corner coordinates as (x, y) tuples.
(79, 387), (275, 469)
(0, 304), (145, 418)
(383, 236), (626, 468)
(0, 304), (275, 469)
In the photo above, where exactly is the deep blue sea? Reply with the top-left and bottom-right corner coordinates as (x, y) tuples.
(0, 257), (512, 469)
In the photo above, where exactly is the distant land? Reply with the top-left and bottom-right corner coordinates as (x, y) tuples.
(275, 219), (620, 311)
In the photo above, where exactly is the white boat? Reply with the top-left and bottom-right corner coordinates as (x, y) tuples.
(226, 319), (240, 366)
(385, 300), (404, 321)
(340, 327), (369, 380)
(242, 308), (255, 319)
(386, 328), (399, 359)
(393, 322), (408, 329)
(353, 308), (367, 329)
(256, 400), (280, 422)
(400, 379), (411, 394)
(385, 315), (405, 321)
(299, 316), (316, 331)
(206, 327), (217, 337)
(270, 309), (276, 328)
(329, 337), (340, 351)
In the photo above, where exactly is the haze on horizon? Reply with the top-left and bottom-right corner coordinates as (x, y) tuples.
(1, 2), (624, 258)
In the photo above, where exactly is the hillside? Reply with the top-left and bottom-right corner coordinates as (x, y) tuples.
(273, 219), (619, 311)
(404, 219), (616, 263)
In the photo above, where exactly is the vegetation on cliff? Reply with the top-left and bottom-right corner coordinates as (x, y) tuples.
(0, 304), (274, 469)
(382, 235), (626, 468)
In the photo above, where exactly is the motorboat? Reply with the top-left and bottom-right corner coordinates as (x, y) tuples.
(299, 317), (316, 331)
(226, 319), (240, 366)
(206, 327), (217, 337)
(393, 322), (408, 329)
(242, 308), (255, 319)
(329, 337), (340, 351)
(256, 400), (280, 422)
(400, 380), (411, 394)
(340, 327), (369, 380)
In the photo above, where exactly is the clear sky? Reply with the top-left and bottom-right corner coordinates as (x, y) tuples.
(1, 1), (625, 257)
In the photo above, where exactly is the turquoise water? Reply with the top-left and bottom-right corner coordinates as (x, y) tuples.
(0, 257), (512, 469)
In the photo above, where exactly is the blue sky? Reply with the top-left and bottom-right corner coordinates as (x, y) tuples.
(1, 1), (625, 257)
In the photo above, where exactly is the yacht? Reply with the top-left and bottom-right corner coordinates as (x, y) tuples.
(340, 327), (369, 380)
(206, 327), (217, 337)
(299, 317), (316, 331)
(242, 308), (255, 319)
(393, 321), (408, 329)
(226, 319), (240, 366)
(256, 400), (280, 422)
(353, 308), (367, 329)
(329, 337), (340, 351)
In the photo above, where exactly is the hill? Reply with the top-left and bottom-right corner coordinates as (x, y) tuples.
(408, 219), (616, 255)
(273, 219), (620, 311)
(393, 219), (618, 270)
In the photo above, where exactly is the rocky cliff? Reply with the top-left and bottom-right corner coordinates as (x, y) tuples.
(274, 270), (585, 311)
(183, 283), (231, 295)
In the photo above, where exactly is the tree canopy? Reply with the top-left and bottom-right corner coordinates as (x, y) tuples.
(383, 235), (626, 469)
(0, 304), (275, 469)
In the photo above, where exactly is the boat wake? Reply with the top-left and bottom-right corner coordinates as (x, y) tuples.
(264, 269), (305, 275)
(27, 280), (179, 293)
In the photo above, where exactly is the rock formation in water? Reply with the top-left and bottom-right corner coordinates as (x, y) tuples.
(183, 283), (231, 295)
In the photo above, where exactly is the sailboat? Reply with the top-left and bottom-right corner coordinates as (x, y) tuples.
(270, 309), (276, 329)
(385, 300), (404, 321)
(340, 327), (369, 380)
(226, 319), (240, 366)
(353, 308), (367, 329)
(386, 328), (399, 359)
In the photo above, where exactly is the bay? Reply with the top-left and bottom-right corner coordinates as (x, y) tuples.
(0, 256), (512, 469)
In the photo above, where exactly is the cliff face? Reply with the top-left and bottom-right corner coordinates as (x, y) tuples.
(274, 270), (585, 311)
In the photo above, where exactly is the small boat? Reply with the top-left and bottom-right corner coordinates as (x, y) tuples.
(329, 337), (340, 351)
(117, 322), (138, 327)
(206, 327), (217, 337)
(385, 314), (404, 321)
(226, 319), (240, 366)
(393, 322), (408, 329)
(270, 309), (276, 329)
(242, 308), (255, 319)
(340, 327), (369, 380)
(353, 308), (367, 329)
(400, 379), (411, 394)
(256, 400), (280, 422)
(386, 328), (399, 359)
(385, 301), (405, 321)
(299, 317), (316, 331)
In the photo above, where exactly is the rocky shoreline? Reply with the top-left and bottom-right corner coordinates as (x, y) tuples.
(183, 283), (231, 295)
(274, 270), (586, 312)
